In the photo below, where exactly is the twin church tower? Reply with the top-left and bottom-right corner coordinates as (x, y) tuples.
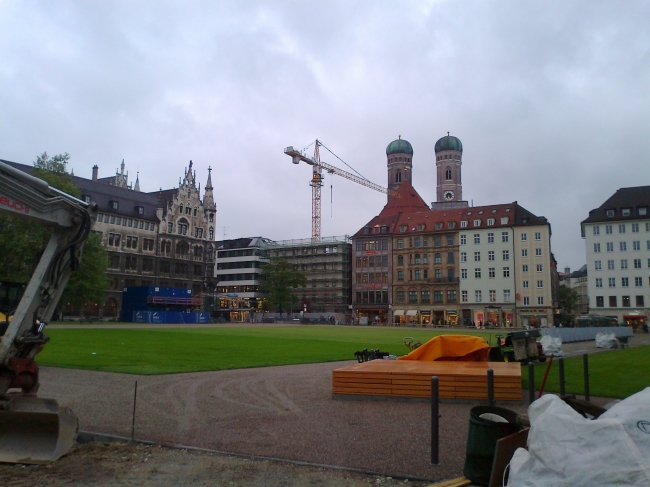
(386, 133), (468, 210)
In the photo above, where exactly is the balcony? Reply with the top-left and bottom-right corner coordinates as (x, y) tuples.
(426, 277), (460, 284)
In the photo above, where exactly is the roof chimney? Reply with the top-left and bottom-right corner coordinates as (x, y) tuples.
(92, 165), (98, 181)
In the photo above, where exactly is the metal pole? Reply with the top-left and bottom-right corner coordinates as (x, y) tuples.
(559, 358), (565, 396)
(431, 376), (439, 465)
(583, 354), (590, 402)
(528, 363), (535, 405)
(487, 368), (494, 407)
(131, 380), (138, 440)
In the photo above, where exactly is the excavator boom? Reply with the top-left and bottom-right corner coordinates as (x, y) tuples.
(0, 160), (96, 464)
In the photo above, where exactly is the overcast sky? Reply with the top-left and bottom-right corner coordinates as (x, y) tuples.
(1, 0), (649, 271)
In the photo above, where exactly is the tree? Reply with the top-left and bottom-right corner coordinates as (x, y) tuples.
(260, 259), (306, 315)
(558, 286), (579, 326)
(0, 153), (108, 313)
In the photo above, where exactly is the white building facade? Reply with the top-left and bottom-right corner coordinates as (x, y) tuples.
(582, 186), (650, 330)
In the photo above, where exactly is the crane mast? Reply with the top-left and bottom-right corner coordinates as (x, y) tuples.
(285, 140), (395, 240)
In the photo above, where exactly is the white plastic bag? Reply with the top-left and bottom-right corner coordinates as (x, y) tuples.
(540, 335), (563, 356)
(507, 389), (650, 486)
(596, 332), (618, 349)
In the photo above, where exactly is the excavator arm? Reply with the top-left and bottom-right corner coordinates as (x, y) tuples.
(0, 160), (96, 464)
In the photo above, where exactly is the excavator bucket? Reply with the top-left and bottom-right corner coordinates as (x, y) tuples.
(0, 396), (78, 464)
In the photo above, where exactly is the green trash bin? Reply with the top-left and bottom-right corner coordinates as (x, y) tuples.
(463, 405), (520, 486)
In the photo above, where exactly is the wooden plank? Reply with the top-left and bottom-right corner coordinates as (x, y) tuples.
(427, 476), (472, 487)
(488, 429), (529, 487)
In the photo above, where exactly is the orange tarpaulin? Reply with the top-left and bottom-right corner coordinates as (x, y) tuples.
(398, 335), (489, 362)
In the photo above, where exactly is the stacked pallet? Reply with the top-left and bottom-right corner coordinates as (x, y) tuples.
(332, 360), (521, 401)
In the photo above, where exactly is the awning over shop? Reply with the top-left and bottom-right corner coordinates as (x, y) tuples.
(393, 310), (405, 316)
(406, 310), (418, 316)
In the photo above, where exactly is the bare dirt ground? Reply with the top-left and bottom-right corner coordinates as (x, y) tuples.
(0, 442), (431, 487)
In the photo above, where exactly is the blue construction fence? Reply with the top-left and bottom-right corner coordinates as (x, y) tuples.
(122, 310), (211, 324)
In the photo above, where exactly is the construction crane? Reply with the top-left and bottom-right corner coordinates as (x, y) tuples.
(284, 140), (396, 240)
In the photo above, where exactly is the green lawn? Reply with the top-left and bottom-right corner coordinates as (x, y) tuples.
(39, 326), (496, 375)
(522, 346), (650, 399)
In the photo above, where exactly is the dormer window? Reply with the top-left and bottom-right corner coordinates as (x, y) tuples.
(501, 217), (509, 224)
(135, 206), (144, 215)
(82, 194), (91, 203)
(473, 219), (481, 227)
(460, 220), (468, 228)
(448, 222), (455, 229)
(622, 208), (631, 217)
(478, 210), (484, 215)
(110, 200), (118, 210)
(522, 217), (529, 224)
(435, 223), (442, 230)
(639, 207), (648, 216)
(492, 209), (497, 213)
(381, 225), (388, 233)
(363, 227), (371, 235)
(487, 218), (495, 226)
(400, 225), (407, 233)
(606, 209), (615, 218)
(417, 224), (424, 231)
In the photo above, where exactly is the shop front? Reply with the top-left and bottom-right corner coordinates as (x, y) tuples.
(519, 309), (551, 328)
(405, 309), (418, 325)
(446, 309), (458, 326)
(355, 306), (389, 325)
(393, 309), (405, 325)
(420, 309), (431, 325)
(623, 312), (648, 332)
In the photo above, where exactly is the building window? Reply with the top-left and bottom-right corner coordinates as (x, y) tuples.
(414, 237), (421, 248)
(521, 233), (527, 241)
(447, 252), (454, 264)
(608, 278), (616, 287)
(460, 235), (466, 245)
(108, 233), (121, 247)
(397, 255), (404, 266)
(434, 236), (441, 247)
(608, 260), (615, 270)
(594, 243), (600, 253)
(622, 277), (629, 287)
(537, 296), (544, 305)
(475, 268), (481, 278)
(445, 167), (452, 180)
(487, 233), (494, 243)
(535, 232), (541, 240)
(609, 296), (617, 307)
(619, 224), (626, 233)
(209, 227), (214, 240)
(596, 296), (604, 307)
(635, 277), (643, 287)
(501, 217), (508, 225)
(487, 218), (494, 226)
(502, 250), (509, 261)
(596, 278), (602, 287)
(633, 241), (640, 250)
(433, 291), (443, 303)
(605, 242), (613, 252)
(537, 280), (543, 288)
(523, 280), (529, 288)
(434, 253), (441, 264)
(522, 264), (528, 272)
(503, 289), (511, 302)
(489, 290), (496, 302)
(461, 221), (468, 228)
(414, 270), (421, 280)
(397, 271), (404, 281)
(632, 223), (639, 233)
(397, 239), (403, 249)
(125, 256), (138, 271)
(620, 242), (627, 251)
(421, 290), (430, 303)
(503, 267), (510, 277)
(522, 249), (528, 257)
(461, 269), (467, 279)
(535, 248), (542, 256)
(488, 268), (495, 278)
(460, 252), (467, 263)
(501, 232), (508, 243)
(536, 264), (543, 272)
(474, 219), (481, 227)
(474, 234), (480, 244)
(110, 200), (118, 210)
(474, 251), (481, 262)
(408, 291), (417, 304)
(414, 254), (421, 264)
(621, 259), (628, 269)
(593, 226), (600, 235)
(488, 251), (495, 261)
(108, 255), (120, 269)
(595, 260), (602, 270)
(523, 297), (530, 305)
(126, 236), (138, 249)
(636, 296), (645, 307)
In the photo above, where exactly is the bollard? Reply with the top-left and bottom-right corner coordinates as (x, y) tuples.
(132, 380), (138, 440)
(583, 354), (590, 402)
(487, 368), (494, 407)
(431, 376), (439, 465)
(559, 358), (565, 396)
(528, 363), (535, 404)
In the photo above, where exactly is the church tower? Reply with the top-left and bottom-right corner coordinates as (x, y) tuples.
(386, 136), (413, 202)
(432, 133), (467, 209)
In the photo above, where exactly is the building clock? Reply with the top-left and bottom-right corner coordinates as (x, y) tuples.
(444, 190), (455, 201)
